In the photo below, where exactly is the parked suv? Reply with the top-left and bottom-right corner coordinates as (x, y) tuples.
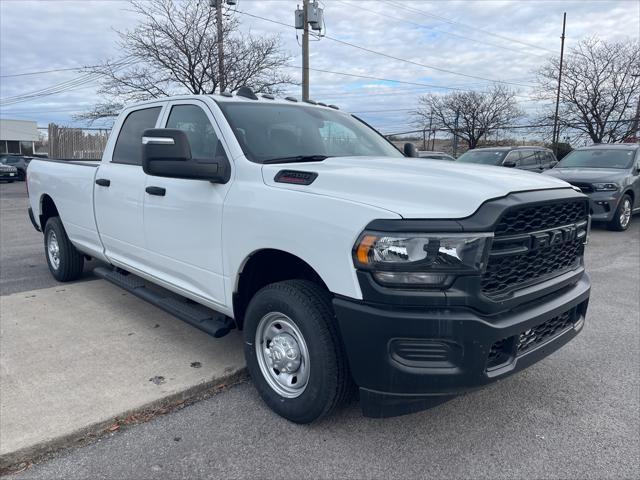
(543, 144), (640, 231)
(457, 146), (557, 172)
(0, 154), (31, 181)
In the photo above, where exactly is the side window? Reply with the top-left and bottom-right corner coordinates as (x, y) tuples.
(166, 104), (222, 161)
(504, 151), (520, 164)
(520, 150), (537, 167)
(113, 107), (161, 165)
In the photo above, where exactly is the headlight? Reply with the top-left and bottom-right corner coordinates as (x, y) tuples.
(353, 232), (493, 288)
(593, 183), (618, 191)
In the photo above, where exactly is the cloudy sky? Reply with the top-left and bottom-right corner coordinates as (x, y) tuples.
(1, 0), (638, 134)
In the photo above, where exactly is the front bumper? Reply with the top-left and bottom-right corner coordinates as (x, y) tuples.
(0, 171), (17, 180)
(585, 191), (621, 222)
(333, 273), (590, 418)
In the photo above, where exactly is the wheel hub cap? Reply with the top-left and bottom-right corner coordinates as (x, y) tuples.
(255, 312), (310, 398)
(621, 200), (631, 227)
(47, 232), (60, 270)
(267, 333), (301, 373)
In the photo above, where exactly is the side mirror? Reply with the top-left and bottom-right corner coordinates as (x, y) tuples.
(633, 165), (640, 176)
(403, 142), (418, 158)
(550, 160), (558, 168)
(142, 129), (230, 184)
(503, 160), (517, 168)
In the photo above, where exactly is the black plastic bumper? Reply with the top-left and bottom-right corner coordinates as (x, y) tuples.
(333, 273), (590, 418)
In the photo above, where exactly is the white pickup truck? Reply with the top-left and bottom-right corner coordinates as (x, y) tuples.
(27, 88), (591, 422)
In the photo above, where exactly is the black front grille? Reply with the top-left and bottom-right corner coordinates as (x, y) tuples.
(481, 238), (583, 296)
(494, 200), (587, 236)
(482, 200), (588, 298)
(517, 308), (576, 354)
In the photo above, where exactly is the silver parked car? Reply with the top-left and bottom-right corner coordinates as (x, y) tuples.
(543, 144), (640, 231)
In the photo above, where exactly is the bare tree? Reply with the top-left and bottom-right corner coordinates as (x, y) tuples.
(414, 85), (522, 150)
(78, 0), (294, 122)
(536, 38), (640, 144)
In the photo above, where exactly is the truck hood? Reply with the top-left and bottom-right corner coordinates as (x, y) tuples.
(542, 167), (628, 183)
(262, 156), (571, 219)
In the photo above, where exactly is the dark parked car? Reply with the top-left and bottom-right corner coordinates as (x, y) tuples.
(418, 151), (455, 161)
(543, 144), (640, 231)
(0, 163), (19, 182)
(456, 146), (557, 172)
(0, 154), (32, 181)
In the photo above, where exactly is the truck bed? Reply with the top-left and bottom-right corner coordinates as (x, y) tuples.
(27, 157), (103, 259)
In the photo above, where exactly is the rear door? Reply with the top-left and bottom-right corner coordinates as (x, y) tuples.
(142, 100), (232, 308)
(94, 104), (164, 270)
(518, 149), (539, 172)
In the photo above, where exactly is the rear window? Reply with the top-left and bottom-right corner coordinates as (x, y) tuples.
(112, 107), (161, 165)
(457, 150), (507, 165)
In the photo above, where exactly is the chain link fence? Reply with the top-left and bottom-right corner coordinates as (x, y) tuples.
(47, 124), (111, 160)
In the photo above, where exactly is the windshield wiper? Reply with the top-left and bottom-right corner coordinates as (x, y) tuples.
(262, 155), (329, 164)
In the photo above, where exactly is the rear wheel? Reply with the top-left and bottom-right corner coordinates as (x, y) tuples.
(243, 280), (353, 423)
(608, 194), (633, 231)
(44, 217), (84, 281)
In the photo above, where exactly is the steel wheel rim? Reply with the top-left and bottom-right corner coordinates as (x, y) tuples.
(255, 312), (310, 398)
(47, 231), (60, 270)
(620, 199), (632, 227)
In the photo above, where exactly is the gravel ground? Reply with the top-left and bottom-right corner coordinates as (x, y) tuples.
(2, 181), (639, 479)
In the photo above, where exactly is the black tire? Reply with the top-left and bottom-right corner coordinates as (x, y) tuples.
(608, 194), (633, 231)
(243, 280), (354, 423)
(44, 216), (84, 281)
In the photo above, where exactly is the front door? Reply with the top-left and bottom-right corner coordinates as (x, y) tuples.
(94, 104), (163, 271)
(142, 100), (232, 308)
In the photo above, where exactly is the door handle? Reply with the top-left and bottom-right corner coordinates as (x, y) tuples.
(145, 186), (166, 196)
(95, 178), (110, 187)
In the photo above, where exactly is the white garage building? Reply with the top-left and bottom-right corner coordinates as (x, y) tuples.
(0, 119), (39, 155)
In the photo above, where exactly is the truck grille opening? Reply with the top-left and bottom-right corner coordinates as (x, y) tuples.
(494, 200), (587, 236)
(486, 306), (579, 370)
(482, 200), (588, 298)
(517, 308), (576, 354)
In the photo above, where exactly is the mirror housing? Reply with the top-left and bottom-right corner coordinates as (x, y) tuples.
(503, 159), (517, 168)
(550, 160), (559, 168)
(403, 142), (418, 157)
(142, 128), (230, 184)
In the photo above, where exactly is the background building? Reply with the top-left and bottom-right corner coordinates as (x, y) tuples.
(0, 119), (39, 155)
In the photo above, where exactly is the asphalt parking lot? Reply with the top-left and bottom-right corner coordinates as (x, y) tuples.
(1, 180), (639, 479)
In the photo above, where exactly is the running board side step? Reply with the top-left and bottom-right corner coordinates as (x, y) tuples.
(94, 266), (234, 338)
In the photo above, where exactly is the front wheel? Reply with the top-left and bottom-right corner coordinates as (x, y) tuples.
(44, 217), (84, 281)
(609, 194), (633, 231)
(243, 280), (353, 423)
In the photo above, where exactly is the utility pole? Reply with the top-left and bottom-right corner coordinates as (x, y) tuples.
(295, 1), (323, 101)
(302, 0), (309, 101)
(427, 111), (433, 151)
(209, 0), (236, 93)
(452, 109), (460, 157)
(551, 12), (566, 155)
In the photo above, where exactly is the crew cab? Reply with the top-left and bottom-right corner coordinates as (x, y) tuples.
(27, 89), (591, 422)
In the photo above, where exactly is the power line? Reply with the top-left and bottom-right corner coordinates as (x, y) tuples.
(335, 0), (547, 59)
(384, 0), (556, 54)
(234, 9), (536, 88)
(0, 65), (101, 78)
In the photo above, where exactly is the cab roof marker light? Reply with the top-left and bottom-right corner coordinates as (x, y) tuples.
(285, 96), (298, 102)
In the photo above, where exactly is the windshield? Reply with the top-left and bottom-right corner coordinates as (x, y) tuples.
(456, 150), (507, 165)
(217, 102), (403, 163)
(557, 149), (636, 169)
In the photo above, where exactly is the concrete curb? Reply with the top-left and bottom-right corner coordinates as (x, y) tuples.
(0, 368), (248, 473)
